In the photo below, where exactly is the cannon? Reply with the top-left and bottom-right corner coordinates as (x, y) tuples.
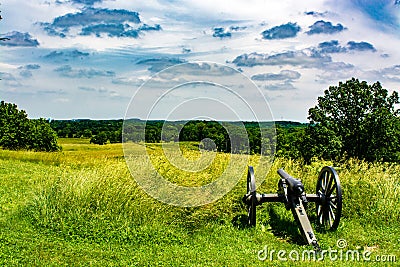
(242, 166), (342, 250)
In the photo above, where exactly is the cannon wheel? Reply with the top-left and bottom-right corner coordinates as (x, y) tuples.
(247, 166), (257, 226)
(316, 166), (342, 230)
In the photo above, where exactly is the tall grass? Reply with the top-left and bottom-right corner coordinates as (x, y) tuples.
(261, 158), (400, 225)
(24, 160), (182, 243)
(339, 159), (400, 224)
(20, 141), (400, 248)
(0, 139), (398, 265)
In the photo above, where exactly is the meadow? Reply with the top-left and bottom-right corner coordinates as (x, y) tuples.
(0, 138), (399, 266)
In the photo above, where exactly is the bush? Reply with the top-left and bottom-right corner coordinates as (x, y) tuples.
(0, 101), (60, 151)
(90, 131), (108, 145)
(28, 119), (60, 152)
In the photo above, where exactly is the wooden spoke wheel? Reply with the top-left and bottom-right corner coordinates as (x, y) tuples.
(316, 166), (342, 230)
(247, 166), (257, 226)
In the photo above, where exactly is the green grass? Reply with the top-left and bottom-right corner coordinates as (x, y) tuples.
(0, 138), (399, 266)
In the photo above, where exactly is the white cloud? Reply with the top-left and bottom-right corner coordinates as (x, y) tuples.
(0, 0), (399, 121)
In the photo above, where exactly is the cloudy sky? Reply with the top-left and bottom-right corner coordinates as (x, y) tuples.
(1, 0), (399, 121)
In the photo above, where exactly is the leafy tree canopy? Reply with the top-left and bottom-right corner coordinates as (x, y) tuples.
(90, 131), (108, 145)
(304, 78), (399, 162)
(0, 101), (60, 151)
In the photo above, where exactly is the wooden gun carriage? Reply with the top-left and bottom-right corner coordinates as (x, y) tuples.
(242, 166), (342, 249)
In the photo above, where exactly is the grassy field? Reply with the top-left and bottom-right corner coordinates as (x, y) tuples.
(0, 138), (399, 266)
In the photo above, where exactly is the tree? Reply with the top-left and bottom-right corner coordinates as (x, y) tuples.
(28, 119), (60, 152)
(300, 124), (342, 163)
(90, 131), (108, 145)
(276, 126), (307, 159)
(0, 101), (60, 151)
(0, 101), (31, 150)
(82, 129), (92, 138)
(108, 130), (122, 143)
(304, 78), (399, 162)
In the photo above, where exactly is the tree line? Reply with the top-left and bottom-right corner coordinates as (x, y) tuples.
(56, 118), (302, 155)
(50, 119), (122, 145)
(56, 78), (400, 163)
(1, 78), (399, 162)
(124, 120), (279, 155)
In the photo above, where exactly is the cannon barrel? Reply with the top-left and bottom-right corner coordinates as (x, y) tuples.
(244, 165), (342, 250)
(277, 169), (304, 196)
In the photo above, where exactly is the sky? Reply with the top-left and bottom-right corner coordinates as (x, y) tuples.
(0, 0), (399, 121)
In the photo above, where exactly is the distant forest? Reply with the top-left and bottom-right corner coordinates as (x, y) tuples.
(50, 119), (305, 155)
(6, 78), (396, 163)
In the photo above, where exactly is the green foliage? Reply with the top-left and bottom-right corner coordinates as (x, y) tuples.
(0, 141), (398, 265)
(82, 129), (92, 138)
(0, 101), (31, 150)
(305, 78), (400, 162)
(108, 130), (122, 143)
(123, 120), (279, 154)
(50, 119), (123, 138)
(0, 101), (60, 151)
(48, 78), (400, 163)
(90, 131), (108, 145)
(275, 126), (305, 158)
(51, 120), (123, 145)
(300, 125), (342, 164)
(28, 119), (60, 152)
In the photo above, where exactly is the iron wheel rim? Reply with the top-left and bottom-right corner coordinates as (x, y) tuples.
(247, 166), (257, 226)
(316, 166), (342, 230)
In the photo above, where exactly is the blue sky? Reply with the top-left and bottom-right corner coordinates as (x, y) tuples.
(0, 0), (399, 121)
